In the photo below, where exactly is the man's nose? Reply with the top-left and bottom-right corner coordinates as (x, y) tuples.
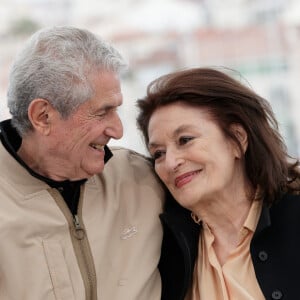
(104, 112), (123, 140)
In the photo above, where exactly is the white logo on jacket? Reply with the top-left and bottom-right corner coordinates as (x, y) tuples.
(120, 226), (137, 239)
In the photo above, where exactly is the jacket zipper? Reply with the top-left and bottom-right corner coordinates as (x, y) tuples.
(72, 214), (97, 300)
(48, 187), (98, 300)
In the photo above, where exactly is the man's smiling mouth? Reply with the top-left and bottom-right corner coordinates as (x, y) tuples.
(90, 143), (105, 151)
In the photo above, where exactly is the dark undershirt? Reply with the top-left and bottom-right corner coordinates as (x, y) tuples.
(0, 119), (112, 215)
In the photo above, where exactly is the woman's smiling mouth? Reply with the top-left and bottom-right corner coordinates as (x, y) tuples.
(175, 170), (201, 188)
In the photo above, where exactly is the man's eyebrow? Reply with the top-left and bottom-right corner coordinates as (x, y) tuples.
(94, 104), (118, 113)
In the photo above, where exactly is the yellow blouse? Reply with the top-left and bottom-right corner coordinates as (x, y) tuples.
(188, 200), (265, 300)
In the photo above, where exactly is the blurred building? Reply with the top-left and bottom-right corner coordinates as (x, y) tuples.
(0, 0), (299, 156)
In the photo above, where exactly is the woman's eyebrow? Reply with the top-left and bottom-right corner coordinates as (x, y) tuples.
(148, 124), (196, 149)
(148, 142), (160, 152)
(172, 124), (196, 138)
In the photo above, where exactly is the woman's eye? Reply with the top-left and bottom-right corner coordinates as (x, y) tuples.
(178, 136), (194, 145)
(152, 150), (164, 160)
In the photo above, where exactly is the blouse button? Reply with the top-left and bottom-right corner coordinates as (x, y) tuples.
(271, 290), (283, 299)
(258, 250), (268, 261)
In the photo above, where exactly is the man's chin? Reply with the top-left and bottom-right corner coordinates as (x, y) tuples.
(87, 164), (105, 177)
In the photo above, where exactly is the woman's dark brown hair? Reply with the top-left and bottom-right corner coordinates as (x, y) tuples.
(137, 67), (300, 205)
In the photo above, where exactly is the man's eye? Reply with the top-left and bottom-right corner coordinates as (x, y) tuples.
(178, 136), (194, 145)
(96, 112), (106, 118)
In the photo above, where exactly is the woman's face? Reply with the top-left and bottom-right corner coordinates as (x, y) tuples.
(147, 102), (247, 211)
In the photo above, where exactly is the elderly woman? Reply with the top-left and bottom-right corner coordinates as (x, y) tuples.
(137, 68), (300, 300)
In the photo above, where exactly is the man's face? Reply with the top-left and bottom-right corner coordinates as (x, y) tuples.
(47, 71), (123, 180)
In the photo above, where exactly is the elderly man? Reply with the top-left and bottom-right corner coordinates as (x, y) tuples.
(0, 26), (163, 300)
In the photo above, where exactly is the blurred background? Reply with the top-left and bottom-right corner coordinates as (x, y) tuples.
(0, 0), (299, 156)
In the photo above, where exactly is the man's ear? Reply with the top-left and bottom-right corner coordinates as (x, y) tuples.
(27, 98), (54, 135)
(230, 124), (248, 158)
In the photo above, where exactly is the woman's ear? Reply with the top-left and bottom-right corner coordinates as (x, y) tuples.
(230, 124), (248, 158)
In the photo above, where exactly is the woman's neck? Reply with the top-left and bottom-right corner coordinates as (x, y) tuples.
(193, 184), (255, 265)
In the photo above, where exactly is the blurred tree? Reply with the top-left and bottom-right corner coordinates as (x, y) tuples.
(8, 17), (40, 36)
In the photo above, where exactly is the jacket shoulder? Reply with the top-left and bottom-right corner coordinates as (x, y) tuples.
(104, 146), (162, 188)
(108, 146), (154, 173)
(109, 146), (152, 166)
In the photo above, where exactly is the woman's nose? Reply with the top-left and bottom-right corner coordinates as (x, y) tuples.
(165, 150), (185, 172)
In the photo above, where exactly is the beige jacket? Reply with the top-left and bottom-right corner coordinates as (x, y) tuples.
(0, 144), (164, 300)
